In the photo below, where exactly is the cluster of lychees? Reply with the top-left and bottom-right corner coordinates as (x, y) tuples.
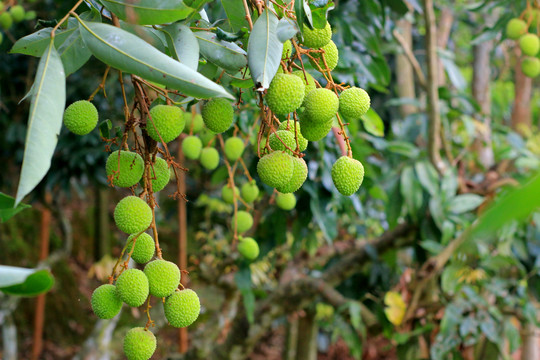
(506, 6), (540, 78)
(0, 1), (36, 45)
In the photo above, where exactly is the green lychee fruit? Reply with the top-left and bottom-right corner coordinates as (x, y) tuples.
(63, 100), (99, 135)
(224, 137), (245, 161)
(331, 156), (364, 196)
(520, 33), (540, 56)
(524, 8), (540, 28)
(266, 73), (305, 115)
(147, 105), (185, 143)
(269, 130), (297, 154)
(276, 192), (296, 210)
(282, 39), (293, 59)
(238, 237), (259, 260)
(257, 151), (294, 188)
(24, 10), (36, 20)
(183, 112), (204, 134)
(126, 233), (155, 264)
(182, 135), (203, 160)
(106, 150), (145, 187)
(200, 147), (220, 170)
(91, 284), (123, 319)
(302, 21), (332, 49)
(0, 12), (12, 30)
(292, 70), (317, 99)
(310, 40), (339, 71)
(299, 115), (333, 141)
(278, 121), (308, 151)
(522, 57), (540, 77)
(234, 210), (253, 233)
(276, 157), (308, 193)
(303, 88), (339, 123)
(222, 185), (240, 204)
(202, 98), (234, 133)
(9, 5), (24, 22)
(144, 259), (181, 298)
(199, 127), (215, 146)
(506, 18), (527, 39)
(339, 87), (371, 120)
(241, 180), (259, 203)
(148, 157), (170, 192)
(123, 327), (156, 360)
(114, 196), (153, 234)
(164, 289), (200, 328)
(115, 269), (149, 307)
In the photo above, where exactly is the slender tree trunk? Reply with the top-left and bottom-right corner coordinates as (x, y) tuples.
(395, 15), (417, 118)
(521, 322), (540, 360)
(511, 49), (532, 133)
(178, 139), (188, 353)
(284, 316), (299, 360)
(295, 309), (318, 360)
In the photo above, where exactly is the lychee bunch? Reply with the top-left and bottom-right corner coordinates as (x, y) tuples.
(257, 151), (294, 189)
(202, 98), (234, 133)
(302, 21), (332, 49)
(115, 269), (149, 307)
(269, 130), (297, 154)
(148, 157), (170, 193)
(147, 105), (185, 143)
(339, 87), (371, 121)
(164, 289), (201, 328)
(106, 150), (145, 188)
(123, 327), (156, 360)
(91, 284), (123, 319)
(310, 40), (339, 71)
(266, 73), (306, 115)
(278, 121), (308, 151)
(292, 70), (317, 99)
(276, 156), (308, 194)
(144, 259), (181, 298)
(126, 233), (155, 264)
(63, 100), (99, 135)
(114, 196), (153, 234)
(303, 88), (339, 123)
(331, 156), (365, 196)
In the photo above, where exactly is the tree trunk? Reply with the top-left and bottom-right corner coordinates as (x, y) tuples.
(395, 16), (417, 118)
(284, 316), (299, 360)
(511, 49), (532, 133)
(295, 309), (318, 360)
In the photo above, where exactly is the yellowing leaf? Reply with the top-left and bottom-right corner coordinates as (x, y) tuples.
(384, 291), (406, 326)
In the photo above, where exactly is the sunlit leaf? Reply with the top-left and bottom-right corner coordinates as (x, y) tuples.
(360, 108), (384, 137)
(0, 266), (54, 297)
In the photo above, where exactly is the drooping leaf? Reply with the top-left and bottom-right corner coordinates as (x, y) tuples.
(195, 31), (247, 73)
(120, 21), (168, 53)
(276, 17), (299, 42)
(77, 20), (233, 99)
(221, 0), (249, 31)
(162, 24), (199, 69)
(415, 161), (439, 196)
(360, 108), (384, 137)
(0, 193), (31, 223)
(15, 40), (66, 205)
(0, 266), (54, 297)
(100, 0), (192, 25)
(247, 9), (283, 90)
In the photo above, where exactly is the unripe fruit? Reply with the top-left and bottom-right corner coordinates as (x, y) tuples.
(506, 18), (527, 40)
(164, 289), (200, 328)
(63, 100), (99, 135)
(339, 87), (370, 120)
(299, 116), (333, 141)
(91, 284), (123, 319)
(24, 10), (36, 21)
(519, 33), (540, 56)
(183, 112), (204, 134)
(238, 237), (259, 260)
(126, 233), (155, 264)
(182, 135), (203, 160)
(524, 8), (540, 28)
(276, 192), (296, 210)
(257, 151), (294, 188)
(303, 88), (339, 123)
(202, 98), (234, 133)
(9, 5), (24, 22)
(234, 210), (253, 233)
(106, 150), (145, 187)
(331, 156), (364, 196)
(144, 259), (181, 298)
(292, 70), (317, 99)
(522, 57), (540, 78)
(224, 137), (245, 161)
(222, 185), (240, 204)
(310, 40), (339, 71)
(282, 39), (293, 59)
(114, 196), (153, 234)
(278, 121), (308, 151)
(302, 21), (332, 49)
(200, 147), (220, 170)
(0, 12), (12, 30)
(266, 73), (305, 115)
(147, 105), (184, 143)
(241, 180), (259, 203)
(148, 157), (170, 192)
(115, 269), (149, 307)
(269, 130), (296, 154)
(123, 327), (156, 360)
(276, 157), (307, 193)
(199, 127), (215, 146)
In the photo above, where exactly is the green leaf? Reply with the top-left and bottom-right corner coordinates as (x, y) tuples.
(162, 24), (199, 70)
(195, 31), (247, 73)
(120, 21), (168, 53)
(441, 264), (464, 295)
(247, 9), (283, 90)
(447, 194), (484, 214)
(100, 0), (191, 25)
(10, 18), (78, 57)
(15, 40), (66, 205)
(400, 166), (423, 219)
(310, 1), (335, 29)
(0, 193), (31, 223)
(276, 17), (299, 42)
(0, 266), (54, 297)
(360, 108), (384, 137)
(77, 20), (233, 100)
(385, 141), (419, 158)
(221, 0), (249, 31)
(414, 161), (439, 196)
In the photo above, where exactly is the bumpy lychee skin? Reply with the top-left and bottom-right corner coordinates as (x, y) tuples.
(292, 70), (317, 99)
(269, 130), (296, 154)
(301, 21), (332, 49)
(183, 112), (204, 134)
(91, 284), (123, 319)
(282, 39), (293, 59)
(123, 327), (156, 360)
(144, 259), (181, 298)
(126, 233), (155, 264)
(522, 57), (540, 78)
(200, 147), (220, 170)
(519, 33), (540, 56)
(164, 289), (201, 328)
(331, 156), (365, 196)
(278, 121), (308, 151)
(299, 116), (333, 141)
(303, 88), (339, 123)
(241, 180), (260, 203)
(276, 157), (308, 193)
(63, 100), (99, 135)
(106, 150), (145, 187)
(148, 157), (170, 192)
(339, 87), (371, 121)
(234, 210), (253, 233)
(238, 237), (259, 260)
(276, 192), (296, 210)
(115, 269), (149, 307)
(506, 18), (528, 40)
(182, 136), (203, 160)
(266, 73), (306, 115)
(147, 105), (185, 143)
(202, 98), (234, 133)
(257, 151), (294, 189)
(222, 185), (240, 204)
(224, 137), (245, 161)
(309, 40), (338, 71)
(114, 196), (153, 234)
